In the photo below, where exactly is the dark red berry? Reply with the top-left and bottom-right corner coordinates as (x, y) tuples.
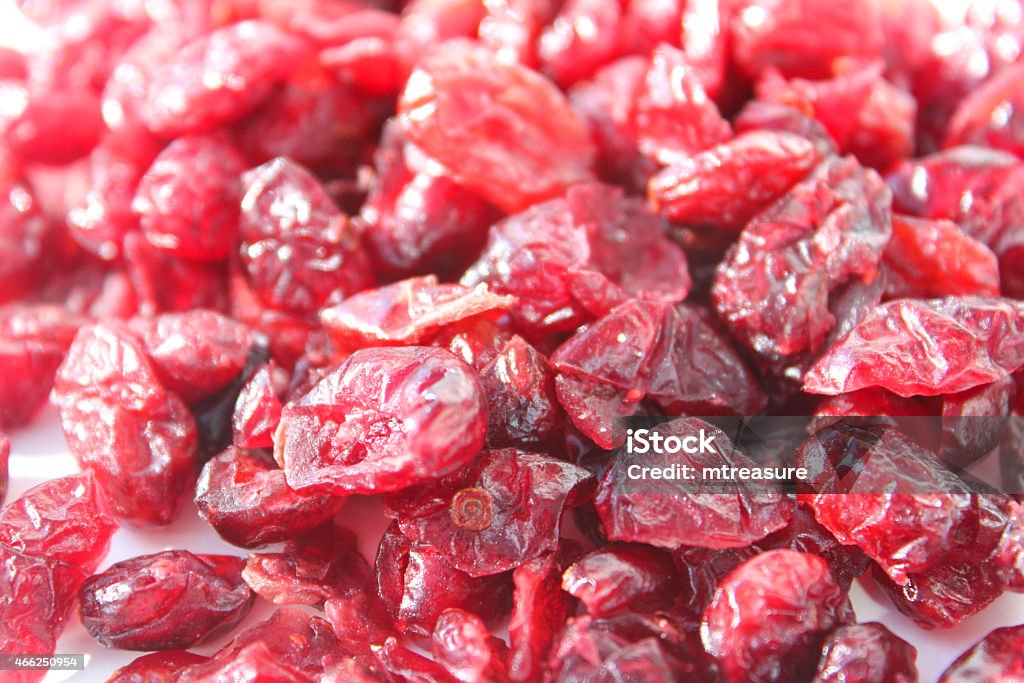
(939, 624), (1024, 682)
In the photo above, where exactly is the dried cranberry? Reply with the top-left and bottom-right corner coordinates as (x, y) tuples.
(393, 0), (485, 74)
(80, 550), (255, 650)
(945, 62), (1024, 158)
(123, 233), (230, 315)
(277, 346), (487, 495)
(804, 298), (1024, 398)
(552, 302), (765, 449)
(108, 651), (211, 683)
(387, 448), (591, 576)
(232, 363), (286, 449)
(939, 624), (1024, 682)
(562, 544), (680, 618)
(812, 623), (918, 683)
(0, 83), (104, 165)
(239, 157), (374, 318)
(373, 636), (458, 683)
(142, 20), (309, 136)
(196, 447), (343, 548)
(940, 378), (1014, 470)
(0, 434), (7, 505)
(0, 471), (118, 573)
(133, 134), (246, 262)
(0, 172), (49, 305)
(432, 608), (509, 683)
(648, 130), (821, 232)
(537, 0), (621, 88)
(872, 559), (1005, 629)
(701, 549), (855, 683)
(397, 40), (594, 212)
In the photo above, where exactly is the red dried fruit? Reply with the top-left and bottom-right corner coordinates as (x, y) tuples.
(812, 623), (918, 683)
(397, 40), (595, 212)
(733, 100), (837, 158)
(940, 377), (1015, 470)
(730, 0), (883, 80)
(884, 215), (1000, 299)
(804, 298), (1024, 397)
(596, 418), (793, 549)
(124, 233), (230, 316)
(239, 157), (374, 318)
(393, 0), (485, 74)
(232, 363), (286, 449)
(142, 20), (309, 136)
(633, 44), (731, 165)
(133, 134), (246, 261)
(277, 346), (487, 495)
(939, 624), (1024, 682)
(373, 636), (458, 683)
(562, 544), (680, 617)
(320, 276), (513, 352)
(432, 608), (509, 683)
(108, 651), (211, 683)
(0, 434), (7, 506)
(712, 155), (892, 377)
(196, 447), (343, 548)
(80, 550), (255, 650)
(54, 323), (199, 526)
(376, 521), (512, 642)
(945, 62), (1024, 158)
(463, 183), (690, 336)
(388, 448), (591, 576)
(872, 559), (1005, 629)
(0, 471), (118, 573)
(701, 549), (854, 683)
(508, 544), (579, 683)
(477, 0), (554, 68)
(552, 301), (765, 449)
(0, 173), (49, 306)
(537, 0), (622, 88)
(648, 130), (821, 231)
(0, 83), (104, 165)
(182, 642), (311, 682)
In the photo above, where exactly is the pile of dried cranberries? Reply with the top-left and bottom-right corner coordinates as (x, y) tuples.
(1, 0), (1024, 680)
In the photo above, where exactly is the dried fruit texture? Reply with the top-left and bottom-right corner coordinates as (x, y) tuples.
(393, 0), (485, 73)
(730, 0), (883, 80)
(648, 130), (822, 231)
(0, 304), (84, 430)
(124, 233), (230, 316)
(804, 298), (1024, 398)
(546, 613), (711, 681)
(376, 521), (512, 642)
(0, 434), (7, 505)
(432, 608), (510, 683)
(0, 472), (118, 573)
(811, 623), (918, 683)
(54, 323), (199, 526)
(712, 155), (893, 377)
(701, 549), (855, 683)
(80, 550), (255, 650)
(508, 544), (579, 683)
(142, 20), (309, 136)
(733, 100), (837, 158)
(321, 276), (513, 352)
(239, 157), (374, 319)
(633, 44), (731, 166)
(884, 215), (1000, 299)
(388, 449), (591, 576)
(940, 624), (1024, 682)
(130, 310), (254, 405)
(373, 636), (458, 683)
(277, 346), (487, 495)
(940, 377), (1015, 470)
(887, 147), (1024, 298)
(0, 83), (104, 165)
(463, 183), (690, 336)
(232, 363), (285, 449)
(873, 559), (1005, 630)
(945, 62), (1024, 158)
(538, 0), (622, 88)
(108, 651), (211, 683)
(0, 173), (49, 305)
(552, 301), (765, 449)
(562, 545), (680, 617)
(133, 135), (246, 262)
(596, 418), (793, 549)
(397, 40), (595, 213)
(196, 447), (343, 548)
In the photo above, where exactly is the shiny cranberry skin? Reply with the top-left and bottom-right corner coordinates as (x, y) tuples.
(432, 608), (509, 683)
(873, 559), (1004, 630)
(945, 62), (1024, 158)
(388, 448), (591, 576)
(398, 40), (594, 213)
(196, 447), (344, 548)
(0, 83), (104, 165)
(133, 134), (246, 262)
(562, 544), (680, 618)
(277, 346), (487, 495)
(232, 363), (286, 449)
(239, 157), (374, 318)
(108, 651), (211, 683)
(811, 623), (918, 683)
(537, 0), (621, 89)
(701, 549), (855, 683)
(939, 624), (1024, 682)
(123, 233), (230, 316)
(80, 550), (255, 650)
(0, 173), (49, 306)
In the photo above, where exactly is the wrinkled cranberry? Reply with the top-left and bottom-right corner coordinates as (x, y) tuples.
(196, 447), (343, 548)
(804, 298), (1024, 397)
(232, 362), (286, 449)
(701, 549), (855, 683)
(939, 624), (1024, 682)
(239, 157), (374, 318)
(872, 559), (1005, 629)
(0, 173), (49, 306)
(393, 0), (485, 74)
(142, 20), (309, 135)
(432, 608), (509, 683)
(108, 651), (211, 683)
(373, 636), (458, 683)
(733, 100), (838, 157)
(946, 62), (1024, 158)
(80, 550), (255, 650)
(812, 622), (918, 683)
(277, 346), (487, 495)
(538, 0), (621, 89)
(123, 233), (230, 316)
(940, 378), (1014, 470)
(387, 448), (591, 576)
(397, 40), (594, 212)
(552, 302), (765, 449)
(562, 544), (680, 618)
(0, 82), (104, 165)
